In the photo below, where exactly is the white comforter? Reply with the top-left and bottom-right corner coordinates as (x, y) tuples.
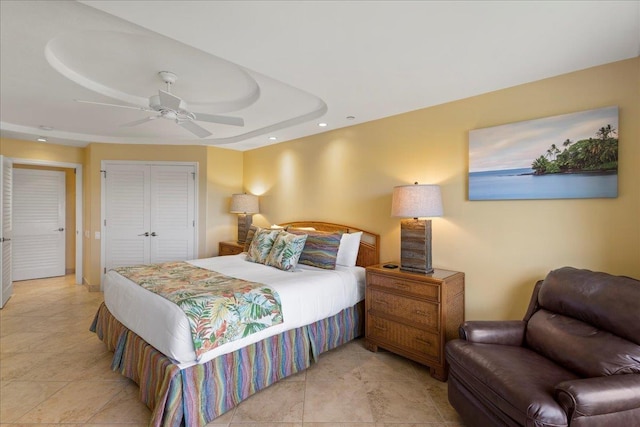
(104, 254), (365, 368)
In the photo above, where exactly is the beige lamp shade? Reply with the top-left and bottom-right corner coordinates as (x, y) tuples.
(391, 184), (443, 218)
(230, 193), (259, 214)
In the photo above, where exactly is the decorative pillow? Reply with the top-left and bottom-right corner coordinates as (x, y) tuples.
(336, 231), (363, 267)
(243, 225), (259, 252)
(288, 229), (342, 270)
(246, 229), (280, 264)
(265, 232), (308, 271)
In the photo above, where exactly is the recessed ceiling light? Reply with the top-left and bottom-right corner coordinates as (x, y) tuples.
(318, 122), (328, 127)
(37, 137), (47, 142)
(39, 125), (53, 131)
(346, 116), (355, 120)
(269, 136), (277, 141)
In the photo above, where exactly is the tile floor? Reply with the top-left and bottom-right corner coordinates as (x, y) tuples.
(1, 275), (465, 426)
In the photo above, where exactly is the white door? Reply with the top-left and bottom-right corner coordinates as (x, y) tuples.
(12, 168), (66, 281)
(104, 163), (195, 272)
(150, 166), (195, 262)
(1, 156), (13, 307)
(104, 164), (151, 271)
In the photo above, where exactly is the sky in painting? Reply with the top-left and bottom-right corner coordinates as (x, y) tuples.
(469, 106), (618, 172)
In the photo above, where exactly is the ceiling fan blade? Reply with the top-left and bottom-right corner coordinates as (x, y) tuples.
(75, 99), (152, 112)
(120, 116), (157, 127)
(158, 90), (182, 110)
(179, 120), (212, 138)
(193, 112), (244, 127)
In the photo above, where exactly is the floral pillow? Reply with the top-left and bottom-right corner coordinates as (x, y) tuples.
(265, 232), (308, 271)
(288, 229), (342, 270)
(246, 228), (280, 264)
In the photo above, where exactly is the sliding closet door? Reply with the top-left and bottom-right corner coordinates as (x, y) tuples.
(104, 164), (151, 271)
(103, 162), (196, 274)
(1, 156), (13, 307)
(150, 166), (195, 263)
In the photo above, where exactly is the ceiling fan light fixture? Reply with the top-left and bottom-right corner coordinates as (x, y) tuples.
(37, 137), (47, 142)
(318, 122), (328, 127)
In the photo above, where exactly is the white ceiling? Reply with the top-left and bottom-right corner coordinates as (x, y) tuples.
(1, 1), (638, 151)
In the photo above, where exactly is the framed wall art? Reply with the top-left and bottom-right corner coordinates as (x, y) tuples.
(468, 106), (618, 200)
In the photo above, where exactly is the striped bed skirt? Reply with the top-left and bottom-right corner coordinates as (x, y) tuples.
(90, 301), (363, 427)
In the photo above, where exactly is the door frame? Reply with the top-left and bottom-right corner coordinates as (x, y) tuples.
(100, 160), (199, 287)
(11, 157), (83, 285)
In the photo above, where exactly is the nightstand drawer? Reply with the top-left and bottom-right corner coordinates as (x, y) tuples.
(368, 288), (439, 330)
(219, 241), (244, 256)
(367, 272), (440, 301)
(368, 316), (440, 360)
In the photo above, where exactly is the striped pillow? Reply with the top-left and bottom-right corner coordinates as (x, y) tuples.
(288, 229), (342, 270)
(243, 225), (259, 252)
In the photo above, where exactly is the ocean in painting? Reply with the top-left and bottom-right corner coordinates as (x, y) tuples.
(469, 168), (617, 200)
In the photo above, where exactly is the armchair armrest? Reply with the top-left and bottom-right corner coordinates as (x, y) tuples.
(555, 375), (640, 419)
(459, 320), (526, 346)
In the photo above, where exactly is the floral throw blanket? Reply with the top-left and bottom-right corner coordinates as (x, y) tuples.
(113, 261), (283, 360)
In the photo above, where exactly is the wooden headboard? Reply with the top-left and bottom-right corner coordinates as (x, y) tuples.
(279, 221), (380, 268)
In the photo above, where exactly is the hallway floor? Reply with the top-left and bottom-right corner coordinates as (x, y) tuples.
(1, 275), (464, 426)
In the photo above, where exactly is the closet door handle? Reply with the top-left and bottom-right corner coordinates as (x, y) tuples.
(53, 228), (64, 232)
(138, 232), (150, 237)
(150, 232), (158, 237)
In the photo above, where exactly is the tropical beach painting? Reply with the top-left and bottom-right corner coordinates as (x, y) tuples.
(469, 106), (618, 200)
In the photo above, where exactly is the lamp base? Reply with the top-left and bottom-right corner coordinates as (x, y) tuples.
(237, 214), (253, 244)
(399, 218), (434, 274)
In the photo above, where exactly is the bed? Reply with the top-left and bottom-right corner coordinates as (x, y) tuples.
(91, 221), (379, 427)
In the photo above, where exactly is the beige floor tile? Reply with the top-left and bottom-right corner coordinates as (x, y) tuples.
(232, 381), (305, 423)
(366, 380), (443, 423)
(0, 380), (68, 423)
(358, 350), (420, 382)
(88, 379), (151, 423)
(16, 380), (125, 423)
(305, 345), (362, 382)
(303, 378), (374, 423)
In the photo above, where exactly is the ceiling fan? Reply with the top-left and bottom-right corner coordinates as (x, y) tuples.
(75, 71), (245, 138)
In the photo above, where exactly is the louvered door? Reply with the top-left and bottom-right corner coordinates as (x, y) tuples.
(12, 168), (66, 281)
(104, 163), (196, 274)
(1, 156), (13, 306)
(104, 164), (151, 270)
(150, 166), (195, 262)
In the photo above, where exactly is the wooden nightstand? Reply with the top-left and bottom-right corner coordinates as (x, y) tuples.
(365, 263), (465, 381)
(218, 241), (244, 256)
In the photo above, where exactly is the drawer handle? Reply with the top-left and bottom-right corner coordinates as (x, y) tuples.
(415, 338), (432, 346)
(374, 299), (388, 306)
(374, 325), (387, 332)
(415, 310), (428, 316)
(394, 282), (410, 289)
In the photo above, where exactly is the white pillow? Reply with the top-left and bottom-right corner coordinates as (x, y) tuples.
(336, 231), (362, 267)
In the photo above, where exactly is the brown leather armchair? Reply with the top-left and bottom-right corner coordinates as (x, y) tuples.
(445, 267), (640, 427)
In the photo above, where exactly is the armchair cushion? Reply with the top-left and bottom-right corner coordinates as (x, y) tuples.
(447, 340), (579, 427)
(527, 310), (640, 377)
(459, 320), (525, 346)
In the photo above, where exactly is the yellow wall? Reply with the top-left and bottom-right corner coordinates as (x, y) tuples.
(244, 58), (640, 320)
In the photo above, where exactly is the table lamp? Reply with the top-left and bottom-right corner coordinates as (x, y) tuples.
(230, 193), (259, 244)
(391, 183), (443, 274)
